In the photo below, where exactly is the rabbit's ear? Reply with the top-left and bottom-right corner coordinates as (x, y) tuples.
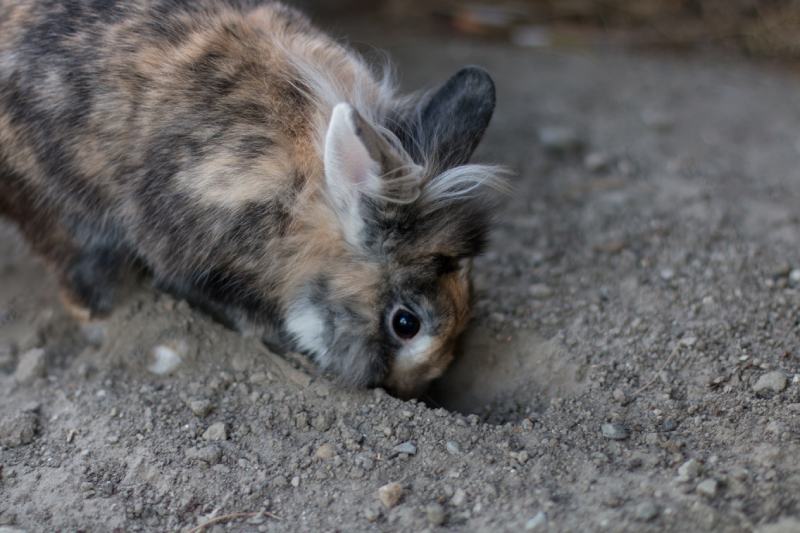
(417, 66), (496, 169)
(324, 103), (419, 243)
(324, 103), (381, 205)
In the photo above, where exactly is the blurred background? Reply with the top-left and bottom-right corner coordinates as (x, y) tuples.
(298, 0), (800, 60)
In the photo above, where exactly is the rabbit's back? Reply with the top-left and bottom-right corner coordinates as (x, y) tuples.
(0, 0), (389, 289)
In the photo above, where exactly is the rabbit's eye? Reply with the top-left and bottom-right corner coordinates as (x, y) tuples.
(391, 308), (420, 340)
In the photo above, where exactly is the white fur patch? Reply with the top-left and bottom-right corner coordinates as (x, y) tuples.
(286, 302), (328, 364)
(393, 334), (433, 372)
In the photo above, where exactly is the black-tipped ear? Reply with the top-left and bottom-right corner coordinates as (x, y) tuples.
(419, 66), (496, 169)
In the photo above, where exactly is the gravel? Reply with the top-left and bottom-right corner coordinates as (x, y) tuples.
(524, 512), (547, 531)
(392, 441), (417, 456)
(753, 371), (789, 395)
(202, 422), (227, 442)
(537, 125), (584, 155)
(315, 443), (335, 460)
(696, 479), (719, 498)
(377, 482), (404, 509)
(185, 445), (222, 465)
(601, 423), (629, 440)
(677, 459), (703, 482)
(13, 348), (45, 384)
(426, 503), (446, 526)
(0, 411), (38, 447)
(187, 398), (213, 417)
(635, 501), (659, 521)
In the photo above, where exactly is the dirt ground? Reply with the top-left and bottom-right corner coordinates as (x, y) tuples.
(2, 13), (800, 533)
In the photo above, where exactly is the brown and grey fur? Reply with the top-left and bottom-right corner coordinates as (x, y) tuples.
(0, 0), (504, 397)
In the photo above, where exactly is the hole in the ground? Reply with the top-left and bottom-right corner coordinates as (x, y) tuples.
(426, 326), (587, 424)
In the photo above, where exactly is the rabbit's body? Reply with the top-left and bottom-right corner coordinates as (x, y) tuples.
(0, 0), (502, 396)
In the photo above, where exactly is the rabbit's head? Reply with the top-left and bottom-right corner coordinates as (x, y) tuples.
(286, 67), (504, 398)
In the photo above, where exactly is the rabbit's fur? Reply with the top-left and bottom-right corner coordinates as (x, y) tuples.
(0, 0), (504, 397)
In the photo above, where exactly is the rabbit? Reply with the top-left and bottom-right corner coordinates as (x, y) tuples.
(0, 0), (506, 398)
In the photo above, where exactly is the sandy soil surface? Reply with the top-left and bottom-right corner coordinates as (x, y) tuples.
(2, 16), (800, 533)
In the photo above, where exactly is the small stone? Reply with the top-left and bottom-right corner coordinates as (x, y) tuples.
(635, 501), (659, 521)
(377, 482), (403, 509)
(612, 388), (627, 403)
(538, 126), (584, 155)
(584, 151), (612, 172)
(753, 371), (788, 395)
(756, 518), (800, 533)
(202, 422), (227, 442)
(364, 506), (381, 523)
(677, 459), (702, 482)
(524, 511), (547, 531)
(696, 478), (718, 498)
(790, 269), (800, 284)
(528, 284), (553, 299)
(315, 443), (335, 460)
(14, 348), (46, 384)
(642, 109), (673, 130)
(290, 476), (300, 488)
(445, 441), (461, 455)
(662, 419), (678, 432)
(185, 445), (222, 465)
(660, 268), (675, 281)
(147, 343), (184, 375)
(392, 441), (417, 456)
(312, 413), (332, 432)
(601, 423), (629, 440)
(451, 488), (467, 507)
(0, 412), (38, 447)
(188, 399), (212, 417)
(426, 503), (446, 526)
(511, 450), (529, 464)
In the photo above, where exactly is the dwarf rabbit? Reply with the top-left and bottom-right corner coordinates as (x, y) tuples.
(0, 0), (505, 397)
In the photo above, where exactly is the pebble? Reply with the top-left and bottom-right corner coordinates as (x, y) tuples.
(528, 284), (553, 299)
(147, 344), (183, 375)
(601, 423), (629, 440)
(584, 151), (612, 172)
(612, 388), (627, 403)
(677, 459), (702, 482)
(0, 412), (38, 447)
(377, 482), (403, 509)
(392, 441), (417, 456)
(538, 126), (584, 155)
(660, 268), (675, 281)
(446, 441), (461, 455)
(753, 371), (788, 395)
(635, 501), (659, 521)
(426, 503), (446, 526)
(185, 445), (222, 465)
(364, 506), (381, 522)
(756, 518), (800, 533)
(291, 476), (300, 488)
(642, 109), (674, 130)
(315, 443), (335, 460)
(14, 348), (46, 384)
(696, 479), (718, 498)
(524, 511), (547, 531)
(662, 419), (678, 432)
(202, 422), (227, 442)
(451, 488), (467, 507)
(188, 399), (213, 418)
(790, 269), (800, 284)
